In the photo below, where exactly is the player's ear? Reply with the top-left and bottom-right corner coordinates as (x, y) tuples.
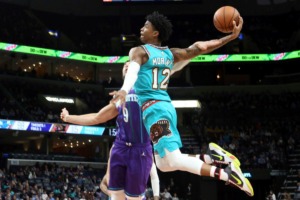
(153, 30), (159, 38)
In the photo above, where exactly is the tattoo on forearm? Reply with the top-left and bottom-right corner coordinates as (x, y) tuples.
(186, 48), (199, 57)
(174, 47), (199, 60)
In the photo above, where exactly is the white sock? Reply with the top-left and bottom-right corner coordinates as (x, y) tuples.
(210, 166), (217, 177)
(210, 167), (228, 182)
(203, 154), (213, 164)
(219, 169), (229, 182)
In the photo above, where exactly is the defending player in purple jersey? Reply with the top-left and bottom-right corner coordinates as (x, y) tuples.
(115, 88), (150, 145)
(108, 87), (153, 199)
(60, 62), (158, 200)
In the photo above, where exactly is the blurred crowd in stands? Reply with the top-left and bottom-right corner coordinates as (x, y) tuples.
(0, 161), (200, 200)
(186, 91), (300, 170)
(0, 163), (106, 200)
(0, 76), (107, 123)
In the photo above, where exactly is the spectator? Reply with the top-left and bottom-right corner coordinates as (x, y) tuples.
(295, 182), (300, 200)
(185, 183), (193, 200)
(41, 190), (48, 200)
(172, 192), (179, 200)
(161, 188), (172, 200)
(282, 190), (291, 200)
(266, 190), (276, 200)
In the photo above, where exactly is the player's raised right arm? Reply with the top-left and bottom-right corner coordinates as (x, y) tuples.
(171, 16), (243, 63)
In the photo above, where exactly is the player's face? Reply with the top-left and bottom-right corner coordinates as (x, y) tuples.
(140, 21), (156, 43)
(122, 62), (130, 79)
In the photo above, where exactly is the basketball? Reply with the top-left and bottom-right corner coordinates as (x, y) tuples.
(213, 6), (240, 33)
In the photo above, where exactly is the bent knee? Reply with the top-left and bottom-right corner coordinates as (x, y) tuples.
(156, 161), (179, 172)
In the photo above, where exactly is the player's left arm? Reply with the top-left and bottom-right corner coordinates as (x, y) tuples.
(61, 103), (118, 125)
(100, 146), (113, 197)
(100, 173), (110, 197)
(171, 16), (243, 63)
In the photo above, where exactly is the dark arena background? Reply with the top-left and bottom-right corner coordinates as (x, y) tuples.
(0, 0), (300, 199)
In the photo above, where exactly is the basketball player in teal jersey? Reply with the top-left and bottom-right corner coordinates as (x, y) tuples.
(111, 11), (254, 197)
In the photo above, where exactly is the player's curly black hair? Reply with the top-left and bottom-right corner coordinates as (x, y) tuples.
(146, 11), (173, 43)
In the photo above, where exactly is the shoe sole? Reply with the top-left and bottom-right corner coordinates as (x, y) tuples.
(231, 162), (254, 197)
(244, 177), (254, 197)
(210, 143), (241, 166)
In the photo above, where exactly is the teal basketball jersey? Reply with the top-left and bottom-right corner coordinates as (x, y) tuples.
(134, 44), (174, 105)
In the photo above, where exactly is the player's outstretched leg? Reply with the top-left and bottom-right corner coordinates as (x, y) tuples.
(224, 162), (254, 196)
(208, 143), (241, 166)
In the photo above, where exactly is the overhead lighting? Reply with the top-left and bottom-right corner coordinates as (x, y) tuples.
(171, 100), (201, 108)
(44, 95), (75, 104)
(48, 30), (58, 37)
